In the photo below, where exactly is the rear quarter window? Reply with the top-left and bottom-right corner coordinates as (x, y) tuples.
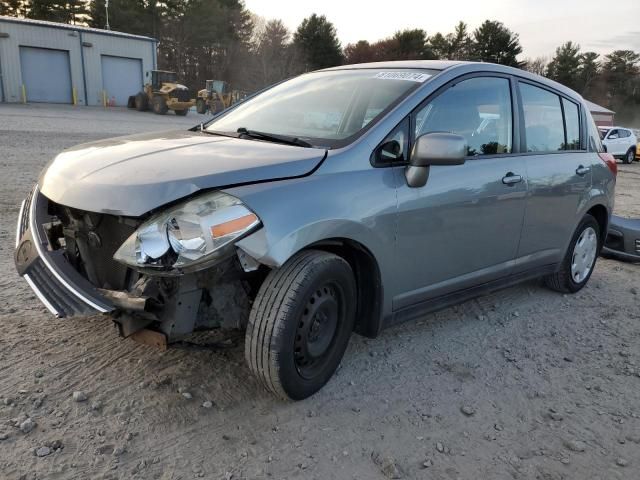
(562, 98), (581, 150)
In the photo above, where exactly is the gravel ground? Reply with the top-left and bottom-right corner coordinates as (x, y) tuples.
(1, 104), (639, 480)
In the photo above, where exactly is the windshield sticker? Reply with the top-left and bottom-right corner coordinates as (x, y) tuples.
(374, 71), (432, 82)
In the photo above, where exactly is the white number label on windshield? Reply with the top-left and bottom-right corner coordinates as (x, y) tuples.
(373, 72), (432, 83)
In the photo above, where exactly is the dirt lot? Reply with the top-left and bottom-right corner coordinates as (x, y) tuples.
(0, 104), (639, 480)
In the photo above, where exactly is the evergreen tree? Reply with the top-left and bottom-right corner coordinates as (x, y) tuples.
(546, 41), (582, 91)
(293, 13), (342, 70)
(473, 20), (522, 67)
(0, 0), (24, 17)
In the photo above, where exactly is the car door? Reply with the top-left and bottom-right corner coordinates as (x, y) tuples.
(514, 82), (593, 270)
(391, 75), (528, 311)
(605, 129), (621, 155)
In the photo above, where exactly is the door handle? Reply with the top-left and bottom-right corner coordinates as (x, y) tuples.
(576, 165), (591, 176)
(502, 172), (523, 185)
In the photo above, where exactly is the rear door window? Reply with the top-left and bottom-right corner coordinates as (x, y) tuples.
(520, 83), (564, 152)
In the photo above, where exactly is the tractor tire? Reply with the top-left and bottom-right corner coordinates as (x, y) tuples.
(196, 98), (207, 115)
(211, 99), (225, 115)
(174, 109), (189, 116)
(134, 92), (148, 111)
(152, 95), (168, 115)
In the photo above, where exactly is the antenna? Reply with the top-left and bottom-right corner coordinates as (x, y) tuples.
(105, 0), (110, 30)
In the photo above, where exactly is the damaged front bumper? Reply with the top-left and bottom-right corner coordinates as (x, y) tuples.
(14, 186), (114, 317)
(602, 215), (640, 262)
(14, 187), (254, 343)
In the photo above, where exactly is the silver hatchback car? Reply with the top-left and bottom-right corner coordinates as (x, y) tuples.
(15, 61), (616, 400)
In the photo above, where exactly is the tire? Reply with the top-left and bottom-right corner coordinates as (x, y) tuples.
(544, 214), (600, 293)
(174, 109), (188, 116)
(624, 148), (635, 164)
(245, 250), (356, 400)
(134, 92), (148, 111)
(196, 98), (207, 114)
(152, 95), (168, 115)
(211, 99), (225, 114)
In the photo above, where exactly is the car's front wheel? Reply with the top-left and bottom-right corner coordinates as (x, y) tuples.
(245, 250), (356, 400)
(544, 214), (600, 293)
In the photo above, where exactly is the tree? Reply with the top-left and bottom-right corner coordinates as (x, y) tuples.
(89, 0), (159, 36)
(578, 51), (600, 96)
(546, 41), (581, 91)
(292, 13), (342, 70)
(601, 50), (640, 120)
(344, 40), (375, 64)
(429, 22), (473, 60)
(0, 0), (24, 17)
(252, 19), (301, 86)
(27, 0), (88, 24)
(522, 56), (548, 76)
(390, 28), (434, 59)
(473, 20), (522, 67)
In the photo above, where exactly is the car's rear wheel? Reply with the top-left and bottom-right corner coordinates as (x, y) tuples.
(245, 250), (356, 400)
(544, 214), (600, 293)
(624, 148), (635, 164)
(174, 108), (188, 116)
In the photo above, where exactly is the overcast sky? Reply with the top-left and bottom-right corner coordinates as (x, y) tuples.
(244, 0), (640, 59)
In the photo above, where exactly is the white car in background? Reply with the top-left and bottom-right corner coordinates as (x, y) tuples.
(599, 126), (637, 164)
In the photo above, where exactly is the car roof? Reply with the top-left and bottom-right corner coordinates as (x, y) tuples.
(320, 60), (584, 102)
(322, 60), (467, 71)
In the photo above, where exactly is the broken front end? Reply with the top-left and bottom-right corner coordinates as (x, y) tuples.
(14, 186), (266, 347)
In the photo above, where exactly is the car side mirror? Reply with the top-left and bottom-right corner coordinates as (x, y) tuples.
(609, 134), (618, 139)
(405, 132), (467, 188)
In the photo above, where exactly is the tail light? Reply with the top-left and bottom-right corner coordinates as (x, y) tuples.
(598, 152), (617, 176)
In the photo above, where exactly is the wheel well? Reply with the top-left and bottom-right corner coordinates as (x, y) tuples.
(586, 204), (608, 242)
(307, 239), (383, 338)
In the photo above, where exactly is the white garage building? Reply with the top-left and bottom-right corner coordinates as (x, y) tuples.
(0, 16), (156, 107)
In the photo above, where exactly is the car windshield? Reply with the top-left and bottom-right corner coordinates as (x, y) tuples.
(206, 69), (438, 148)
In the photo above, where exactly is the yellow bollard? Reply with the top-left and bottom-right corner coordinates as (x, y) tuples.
(103, 90), (107, 107)
(21, 84), (26, 104)
(72, 87), (78, 106)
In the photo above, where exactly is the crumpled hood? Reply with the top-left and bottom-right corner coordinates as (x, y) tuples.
(39, 130), (326, 216)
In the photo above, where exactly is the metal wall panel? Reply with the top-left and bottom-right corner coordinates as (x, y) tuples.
(100, 55), (142, 106)
(0, 18), (156, 105)
(20, 46), (72, 103)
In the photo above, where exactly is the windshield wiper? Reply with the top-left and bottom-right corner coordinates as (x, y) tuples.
(236, 127), (312, 148)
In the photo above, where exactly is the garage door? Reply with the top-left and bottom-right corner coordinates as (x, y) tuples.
(20, 47), (72, 103)
(101, 55), (142, 107)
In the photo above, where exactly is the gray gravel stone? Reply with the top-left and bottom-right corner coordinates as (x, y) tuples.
(202, 401), (213, 408)
(616, 458), (628, 467)
(72, 391), (88, 402)
(35, 446), (51, 457)
(564, 439), (586, 452)
(19, 418), (35, 434)
(460, 405), (476, 416)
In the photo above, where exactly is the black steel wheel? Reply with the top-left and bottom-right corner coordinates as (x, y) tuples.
(174, 108), (188, 116)
(245, 250), (356, 400)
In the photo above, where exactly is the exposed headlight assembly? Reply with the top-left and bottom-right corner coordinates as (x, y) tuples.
(113, 191), (260, 275)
